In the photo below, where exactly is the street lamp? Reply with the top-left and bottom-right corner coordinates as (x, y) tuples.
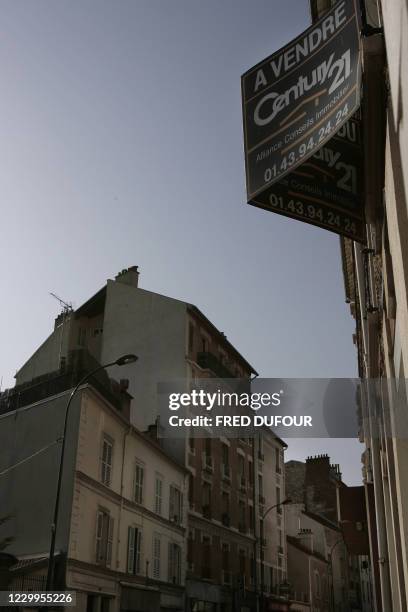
(45, 354), (138, 590)
(259, 498), (292, 611)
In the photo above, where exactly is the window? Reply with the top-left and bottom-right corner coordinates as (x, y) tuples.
(204, 438), (212, 461)
(221, 491), (229, 514)
(222, 542), (230, 569)
(101, 436), (113, 486)
(153, 535), (161, 579)
(238, 455), (245, 481)
(221, 443), (229, 474)
(189, 435), (195, 454)
(100, 598), (110, 612)
(258, 435), (264, 459)
(239, 549), (246, 575)
(188, 473), (194, 506)
(222, 542), (230, 583)
(250, 553), (255, 585)
(86, 595), (96, 612)
(155, 476), (163, 515)
(202, 482), (211, 516)
(202, 536), (211, 579)
(134, 462), (144, 504)
(169, 485), (183, 524)
(248, 459), (254, 486)
(249, 505), (254, 532)
(127, 526), (142, 574)
(275, 447), (281, 473)
(314, 571), (321, 598)
(96, 509), (114, 567)
(188, 323), (195, 353)
(78, 327), (87, 347)
(239, 501), (246, 532)
(168, 542), (181, 584)
(269, 566), (274, 592)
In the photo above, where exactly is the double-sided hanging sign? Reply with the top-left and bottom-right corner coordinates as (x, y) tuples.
(241, 0), (364, 241)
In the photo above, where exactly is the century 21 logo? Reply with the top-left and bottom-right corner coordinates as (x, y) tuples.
(253, 49), (352, 128)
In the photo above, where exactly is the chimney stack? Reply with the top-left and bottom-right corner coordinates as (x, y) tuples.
(115, 266), (139, 288)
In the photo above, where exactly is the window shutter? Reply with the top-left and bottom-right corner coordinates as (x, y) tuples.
(106, 443), (112, 485)
(155, 478), (163, 514)
(169, 486), (175, 520)
(96, 511), (104, 562)
(168, 542), (174, 582)
(136, 529), (142, 574)
(174, 544), (181, 584)
(106, 517), (114, 567)
(127, 526), (135, 574)
(153, 537), (161, 579)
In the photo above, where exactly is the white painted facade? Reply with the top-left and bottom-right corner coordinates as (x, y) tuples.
(67, 386), (187, 612)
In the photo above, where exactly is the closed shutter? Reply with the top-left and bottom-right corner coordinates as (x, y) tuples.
(168, 542), (174, 582)
(127, 526), (136, 573)
(106, 517), (114, 567)
(96, 510), (104, 562)
(153, 536), (161, 579)
(169, 486), (175, 520)
(135, 529), (142, 574)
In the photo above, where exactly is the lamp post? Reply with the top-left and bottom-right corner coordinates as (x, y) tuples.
(259, 498), (292, 611)
(45, 353), (138, 591)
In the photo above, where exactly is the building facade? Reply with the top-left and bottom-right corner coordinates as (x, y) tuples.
(285, 455), (372, 611)
(331, 0), (408, 608)
(0, 378), (187, 612)
(7, 268), (289, 611)
(285, 504), (330, 612)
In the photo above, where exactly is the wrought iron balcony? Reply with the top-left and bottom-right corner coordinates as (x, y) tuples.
(197, 352), (236, 379)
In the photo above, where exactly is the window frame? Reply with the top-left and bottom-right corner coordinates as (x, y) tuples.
(134, 460), (145, 505)
(100, 434), (114, 487)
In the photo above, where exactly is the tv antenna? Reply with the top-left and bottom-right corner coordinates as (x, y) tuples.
(49, 292), (73, 314)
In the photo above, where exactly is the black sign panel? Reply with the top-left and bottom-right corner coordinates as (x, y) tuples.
(241, 0), (361, 199)
(250, 112), (365, 242)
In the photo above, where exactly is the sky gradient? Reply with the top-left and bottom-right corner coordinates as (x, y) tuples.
(0, 0), (362, 483)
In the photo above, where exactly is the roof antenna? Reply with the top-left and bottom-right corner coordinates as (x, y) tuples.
(49, 292), (73, 314)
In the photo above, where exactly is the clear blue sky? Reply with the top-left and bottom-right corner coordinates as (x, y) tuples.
(0, 0), (362, 483)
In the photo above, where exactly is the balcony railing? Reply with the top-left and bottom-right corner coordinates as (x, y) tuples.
(197, 352), (236, 379)
(0, 349), (126, 415)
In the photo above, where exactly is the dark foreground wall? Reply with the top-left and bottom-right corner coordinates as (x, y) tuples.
(0, 391), (80, 558)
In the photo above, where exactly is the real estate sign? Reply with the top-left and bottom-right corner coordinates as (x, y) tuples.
(241, 0), (363, 240)
(251, 113), (364, 241)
